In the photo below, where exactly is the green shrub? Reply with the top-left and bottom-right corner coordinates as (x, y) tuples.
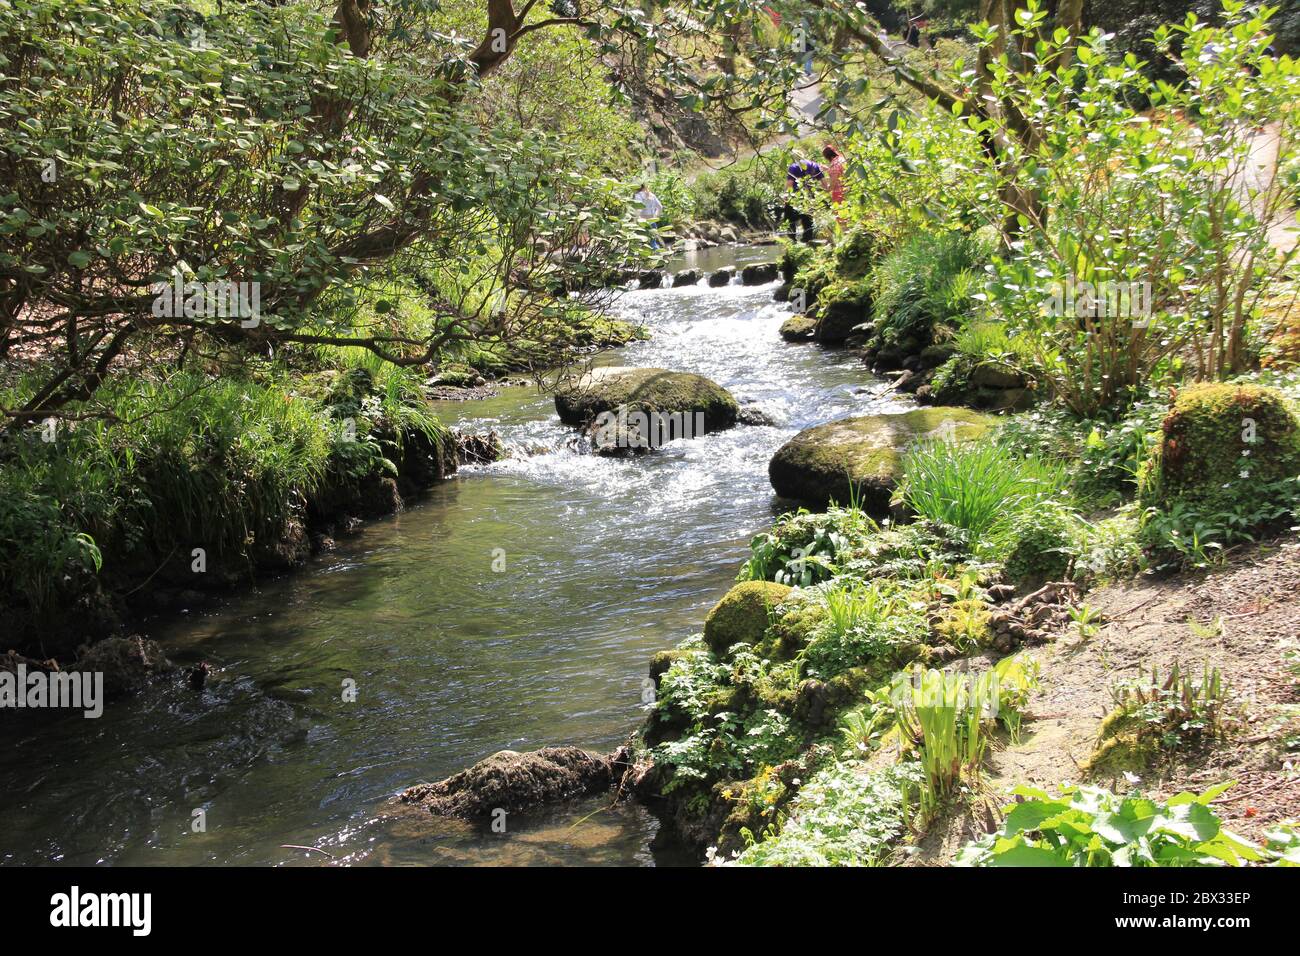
(798, 582), (928, 679)
(738, 505), (876, 586)
(687, 159), (779, 228)
(868, 228), (991, 348)
(957, 782), (1263, 867)
(1001, 501), (1080, 585)
(652, 642), (802, 789)
(720, 761), (922, 867)
(997, 400), (1167, 506)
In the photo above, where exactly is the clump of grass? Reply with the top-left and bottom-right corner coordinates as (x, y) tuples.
(899, 439), (1071, 558)
(891, 655), (1038, 820)
(1088, 663), (1243, 776)
(949, 320), (1033, 363)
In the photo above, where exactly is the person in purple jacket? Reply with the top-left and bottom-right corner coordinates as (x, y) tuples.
(783, 154), (823, 243)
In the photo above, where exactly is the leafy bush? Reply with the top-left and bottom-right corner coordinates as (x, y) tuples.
(975, 6), (1300, 415)
(799, 582), (929, 679)
(997, 400), (1167, 506)
(720, 761), (923, 867)
(738, 505), (876, 586)
(1001, 501), (1080, 585)
(956, 782), (1263, 867)
(651, 641), (801, 789)
(687, 158), (780, 228)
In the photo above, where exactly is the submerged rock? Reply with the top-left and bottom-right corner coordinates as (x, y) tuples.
(768, 407), (994, 513)
(398, 746), (617, 818)
(74, 635), (173, 698)
(737, 404), (779, 427)
(554, 367), (740, 439)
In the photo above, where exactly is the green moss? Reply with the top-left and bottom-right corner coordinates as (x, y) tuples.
(1140, 383), (1300, 511)
(1083, 709), (1160, 777)
(649, 648), (687, 688)
(702, 581), (793, 657)
(933, 599), (993, 651)
(779, 315), (818, 342)
(768, 408), (994, 513)
(832, 227), (881, 279)
(757, 602), (826, 662)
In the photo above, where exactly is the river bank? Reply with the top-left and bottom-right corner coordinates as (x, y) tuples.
(0, 244), (894, 866)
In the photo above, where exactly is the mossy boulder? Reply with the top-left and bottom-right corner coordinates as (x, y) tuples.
(814, 278), (873, 344)
(756, 601), (826, 662)
(779, 314), (818, 342)
(768, 407), (994, 513)
(703, 581), (792, 657)
(398, 746), (615, 818)
(1139, 383), (1300, 514)
(741, 262), (779, 285)
(554, 367), (740, 433)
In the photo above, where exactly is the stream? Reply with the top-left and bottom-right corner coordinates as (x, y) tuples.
(0, 245), (909, 866)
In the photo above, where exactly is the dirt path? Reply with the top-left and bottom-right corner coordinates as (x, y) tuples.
(913, 536), (1300, 864)
(1244, 123), (1297, 255)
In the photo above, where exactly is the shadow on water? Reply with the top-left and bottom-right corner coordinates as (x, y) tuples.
(0, 246), (906, 866)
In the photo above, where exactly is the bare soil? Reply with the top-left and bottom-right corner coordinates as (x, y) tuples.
(913, 535), (1300, 864)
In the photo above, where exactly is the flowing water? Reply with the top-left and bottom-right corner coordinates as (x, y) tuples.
(0, 246), (908, 866)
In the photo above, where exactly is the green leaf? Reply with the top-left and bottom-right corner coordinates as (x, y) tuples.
(990, 842), (1069, 867)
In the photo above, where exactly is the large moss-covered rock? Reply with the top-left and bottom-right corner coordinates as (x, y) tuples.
(703, 581), (792, 657)
(814, 279), (872, 344)
(768, 407), (994, 513)
(1139, 382), (1300, 513)
(554, 367), (740, 433)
